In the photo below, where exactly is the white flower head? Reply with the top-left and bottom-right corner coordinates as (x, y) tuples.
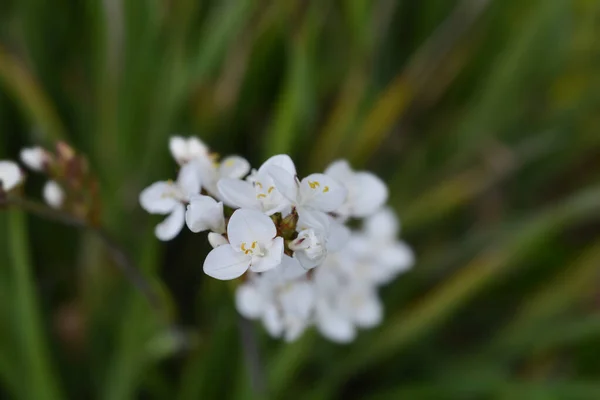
(218, 154), (295, 215)
(43, 180), (65, 209)
(20, 147), (49, 172)
(203, 209), (284, 280)
(0, 161), (23, 192)
(169, 136), (210, 166)
(139, 161), (202, 241)
(325, 159), (388, 218)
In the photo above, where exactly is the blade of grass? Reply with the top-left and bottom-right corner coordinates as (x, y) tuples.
(0, 45), (66, 142)
(7, 210), (63, 400)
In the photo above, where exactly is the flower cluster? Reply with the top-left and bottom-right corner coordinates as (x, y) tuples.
(140, 136), (414, 343)
(1, 143), (100, 223)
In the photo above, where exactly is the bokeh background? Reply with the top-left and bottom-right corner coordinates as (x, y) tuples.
(1, 0), (600, 398)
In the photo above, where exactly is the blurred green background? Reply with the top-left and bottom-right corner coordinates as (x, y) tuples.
(1, 0), (600, 398)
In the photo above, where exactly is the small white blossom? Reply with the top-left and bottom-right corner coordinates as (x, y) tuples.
(185, 194), (225, 234)
(325, 159), (388, 218)
(313, 253), (384, 343)
(139, 162), (202, 241)
(199, 155), (251, 198)
(346, 208), (414, 285)
(0, 161), (23, 192)
(203, 209), (284, 280)
(218, 154), (296, 215)
(20, 147), (49, 172)
(169, 136), (210, 166)
(43, 180), (65, 209)
(268, 165), (347, 221)
(236, 256), (314, 341)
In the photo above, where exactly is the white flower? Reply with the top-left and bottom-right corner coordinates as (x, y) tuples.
(43, 180), (65, 209)
(288, 200), (351, 270)
(346, 208), (414, 285)
(236, 256), (314, 341)
(312, 254), (384, 343)
(185, 194), (225, 234)
(169, 136), (210, 165)
(0, 161), (23, 192)
(325, 159), (388, 218)
(20, 147), (49, 172)
(268, 165), (347, 220)
(199, 155), (251, 198)
(139, 162), (202, 241)
(218, 154), (295, 215)
(203, 209), (284, 280)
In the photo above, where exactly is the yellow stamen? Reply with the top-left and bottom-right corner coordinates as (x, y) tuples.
(323, 186), (330, 193)
(255, 182), (263, 189)
(308, 181), (320, 189)
(268, 186), (275, 194)
(257, 193), (266, 199)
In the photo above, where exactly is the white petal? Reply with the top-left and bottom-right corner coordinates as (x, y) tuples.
(0, 161), (23, 192)
(262, 304), (283, 338)
(169, 136), (209, 164)
(278, 255), (309, 280)
(284, 320), (308, 342)
(203, 244), (250, 280)
(235, 283), (264, 319)
(294, 250), (322, 270)
(43, 180), (65, 209)
(155, 204), (186, 241)
(186, 136), (209, 159)
(364, 207), (399, 239)
(316, 301), (356, 343)
(324, 159), (353, 181)
(217, 178), (261, 210)
(20, 147), (47, 171)
(219, 155), (250, 179)
(208, 232), (229, 248)
(282, 281), (315, 319)
(352, 290), (383, 328)
(227, 208), (277, 248)
(185, 195), (225, 233)
(268, 166), (299, 203)
(296, 208), (329, 232)
(139, 182), (179, 214)
(169, 136), (188, 164)
(299, 174), (347, 212)
(258, 154), (296, 176)
(250, 236), (283, 273)
(176, 161), (202, 196)
(350, 172), (388, 217)
(378, 241), (415, 273)
(326, 219), (351, 252)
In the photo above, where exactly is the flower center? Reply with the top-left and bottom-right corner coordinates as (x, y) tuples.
(161, 180), (187, 202)
(307, 180), (329, 193)
(240, 241), (263, 256)
(254, 181), (276, 200)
